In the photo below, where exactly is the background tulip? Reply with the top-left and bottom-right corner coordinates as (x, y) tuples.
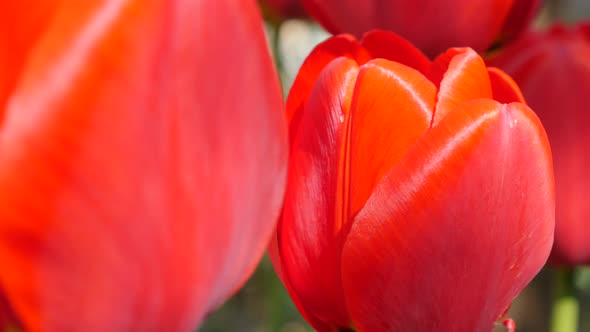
(301, 0), (540, 57)
(0, 0), (287, 331)
(270, 30), (554, 331)
(489, 23), (590, 266)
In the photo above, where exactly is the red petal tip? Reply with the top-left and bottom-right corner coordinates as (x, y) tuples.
(502, 318), (516, 332)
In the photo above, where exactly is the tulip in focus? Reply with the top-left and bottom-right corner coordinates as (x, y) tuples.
(270, 30), (555, 331)
(301, 0), (540, 57)
(489, 23), (590, 265)
(0, 0), (287, 331)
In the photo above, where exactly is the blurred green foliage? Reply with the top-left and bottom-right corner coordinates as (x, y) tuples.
(200, 256), (313, 332)
(576, 267), (590, 332)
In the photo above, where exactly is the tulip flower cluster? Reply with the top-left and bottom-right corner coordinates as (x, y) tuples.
(2, 0), (589, 331)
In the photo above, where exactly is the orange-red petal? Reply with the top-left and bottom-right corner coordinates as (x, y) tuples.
(267, 227), (335, 332)
(0, 1), (59, 112)
(341, 100), (554, 331)
(286, 35), (370, 143)
(280, 57), (359, 329)
(0, 0), (286, 330)
(347, 59), (435, 223)
(429, 48), (493, 126)
(487, 67), (526, 104)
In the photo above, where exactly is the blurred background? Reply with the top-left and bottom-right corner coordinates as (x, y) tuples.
(201, 0), (590, 331)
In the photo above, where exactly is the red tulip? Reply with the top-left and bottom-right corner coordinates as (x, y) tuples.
(301, 0), (540, 57)
(489, 23), (590, 265)
(270, 30), (554, 331)
(0, 0), (287, 331)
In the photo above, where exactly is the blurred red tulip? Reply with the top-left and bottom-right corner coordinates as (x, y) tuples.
(260, 0), (307, 23)
(489, 23), (590, 265)
(0, 0), (287, 331)
(302, 0), (540, 57)
(270, 30), (554, 331)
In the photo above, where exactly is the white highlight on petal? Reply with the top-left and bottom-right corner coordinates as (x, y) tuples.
(3, 0), (128, 140)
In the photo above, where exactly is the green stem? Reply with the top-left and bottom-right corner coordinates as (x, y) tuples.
(575, 266), (590, 332)
(271, 22), (283, 76)
(551, 268), (579, 332)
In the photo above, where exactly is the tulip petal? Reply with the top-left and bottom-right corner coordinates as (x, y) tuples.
(429, 48), (493, 126)
(487, 67), (525, 104)
(268, 232), (335, 332)
(0, 1), (58, 113)
(489, 24), (590, 264)
(498, 0), (541, 44)
(300, 0), (349, 37)
(376, 0), (513, 57)
(347, 58), (436, 224)
(360, 30), (431, 74)
(0, 293), (19, 330)
(268, 218), (336, 332)
(578, 22), (590, 39)
(286, 35), (370, 142)
(342, 100), (554, 331)
(303, 0), (514, 57)
(280, 57), (359, 329)
(0, 0), (286, 330)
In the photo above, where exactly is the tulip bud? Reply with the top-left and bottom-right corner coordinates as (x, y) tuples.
(270, 30), (554, 331)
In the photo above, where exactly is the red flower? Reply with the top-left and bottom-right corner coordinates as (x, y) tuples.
(0, 0), (287, 331)
(270, 30), (554, 331)
(301, 0), (540, 57)
(489, 23), (590, 265)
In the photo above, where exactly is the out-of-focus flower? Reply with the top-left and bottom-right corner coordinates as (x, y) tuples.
(260, 0), (307, 24)
(0, 0), (287, 331)
(270, 30), (554, 332)
(489, 23), (590, 265)
(301, 0), (540, 57)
